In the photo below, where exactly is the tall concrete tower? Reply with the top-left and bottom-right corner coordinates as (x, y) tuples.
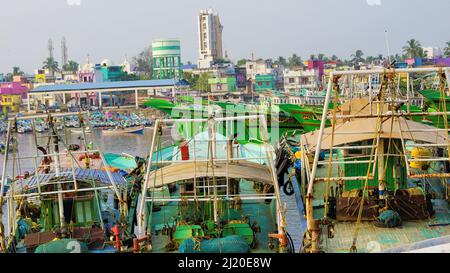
(61, 36), (68, 66)
(197, 8), (224, 69)
(48, 39), (54, 59)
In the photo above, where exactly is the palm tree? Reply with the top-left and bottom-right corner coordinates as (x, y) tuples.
(366, 56), (374, 64)
(236, 59), (247, 66)
(43, 57), (59, 75)
(317, 53), (325, 61)
(62, 60), (79, 73)
(331, 55), (339, 61)
(444, 41), (450, 57)
(402, 39), (423, 59)
(12, 66), (24, 76)
(288, 54), (302, 69)
(351, 50), (365, 64)
(309, 54), (316, 61)
(274, 56), (287, 67)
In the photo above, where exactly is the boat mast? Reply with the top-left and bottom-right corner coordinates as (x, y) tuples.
(305, 73), (334, 253)
(207, 117), (219, 224)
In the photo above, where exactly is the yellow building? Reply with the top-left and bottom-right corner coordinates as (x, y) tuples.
(1, 95), (22, 114)
(35, 73), (46, 83)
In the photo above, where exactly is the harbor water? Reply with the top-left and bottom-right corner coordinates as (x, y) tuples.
(0, 127), (174, 177)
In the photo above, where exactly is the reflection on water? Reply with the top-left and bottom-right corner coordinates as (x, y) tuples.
(0, 128), (175, 177)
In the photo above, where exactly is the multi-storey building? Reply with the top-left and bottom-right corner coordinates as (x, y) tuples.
(197, 9), (224, 69)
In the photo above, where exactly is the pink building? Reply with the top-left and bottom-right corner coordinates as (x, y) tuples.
(307, 60), (325, 83)
(78, 60), (95, 83)
(0, 81), (28, 99)
(78, 71), (95, 83)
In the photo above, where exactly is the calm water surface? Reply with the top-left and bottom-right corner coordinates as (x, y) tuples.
(0, 127), (175, 177)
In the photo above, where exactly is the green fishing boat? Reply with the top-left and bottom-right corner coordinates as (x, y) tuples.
(143, 98), (328, 143)
(126, 115), (293, 253)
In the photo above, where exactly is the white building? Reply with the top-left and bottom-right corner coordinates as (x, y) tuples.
(197, 9), (224, 69)
(245, 60), (273, 81)
(422, 47), (443, 59)
(283, 69), (319, 91)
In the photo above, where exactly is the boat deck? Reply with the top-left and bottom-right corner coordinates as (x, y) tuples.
(309, 159), (450, 253)
(319, 200), (450, 252)
(279, 175), (306, 252)
(149, 180), (278, 253)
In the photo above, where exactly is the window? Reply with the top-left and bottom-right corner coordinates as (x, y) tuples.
(289, 78), (295, 83)
(258, 82), (262, 86)
(76, 200), (94, 226)
(266, 82), (270, 86)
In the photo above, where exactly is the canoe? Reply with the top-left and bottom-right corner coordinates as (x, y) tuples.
(102, 125), (144, 135)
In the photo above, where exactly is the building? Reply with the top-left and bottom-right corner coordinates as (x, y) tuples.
(208, 77), (237, 92)
(27, 79), (189, 111)
(78, 59), (95, 83)
(94, 59), (128, 82)
(1, 95), (21, 114)
(34, 69), (48, 83)
(152, 39), (182, 80)
(235, 67), (247, 89)
(422, 47), (443, 59)
(283, 69), (319, 92)
(254, 74), (275, 92)
(306, 60), (325, 83)
(197, 9), (224, 69)
(0, 80), (29, 99)
(245, 60), (273, 81)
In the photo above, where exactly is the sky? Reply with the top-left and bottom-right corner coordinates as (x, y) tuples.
(0, 0), (449, 74)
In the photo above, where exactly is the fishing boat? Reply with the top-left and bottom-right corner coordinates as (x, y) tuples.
(117, 115), (293, 253)
(288, 67), (450, 253)
(102, 125), (144, 135)
(0, 112), (127, 253)
(144, 98), (328, 144)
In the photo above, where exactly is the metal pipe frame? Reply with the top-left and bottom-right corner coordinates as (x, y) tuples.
(314, 176), (375, 182)
(145, 196), (277, 202)
(5, 150), (101, 161)
(4, 186), (116, 199)
(334, 111), (450, 120)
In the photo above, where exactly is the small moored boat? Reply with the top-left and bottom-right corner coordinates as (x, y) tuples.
(102, 125), (144, 135)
